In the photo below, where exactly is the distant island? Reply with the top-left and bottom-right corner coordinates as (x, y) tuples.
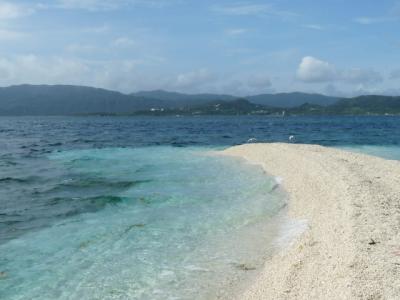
(0, 84), (399, 116)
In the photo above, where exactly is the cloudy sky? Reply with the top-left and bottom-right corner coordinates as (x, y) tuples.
(0, 0), (399, 96)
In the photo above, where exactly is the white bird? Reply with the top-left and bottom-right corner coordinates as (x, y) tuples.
(247, 138), (257, 143)
(289, 135), (295, 142)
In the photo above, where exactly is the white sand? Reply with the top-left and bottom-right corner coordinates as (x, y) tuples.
(223, 143), (400, 300)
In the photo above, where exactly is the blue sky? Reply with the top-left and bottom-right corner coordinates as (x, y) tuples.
(0, 0), (399, 96)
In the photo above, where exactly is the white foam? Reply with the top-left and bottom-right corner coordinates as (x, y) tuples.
(275, 176), (284, 185)
(274, 216), (308, 249)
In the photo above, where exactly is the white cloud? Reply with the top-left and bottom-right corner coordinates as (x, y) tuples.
(375, 88), (400, 96)
(3, 52), (387, 96)
(83, 24), (110, 34)
(0, 1), (34, 19)
(297, 56), (336, 82)
(226, 28), (248, 36)
(66, 43), (98, 53)
(390, 69), (400, 79)
(112, 37), (136, 48)
(0, 28), (25, 40)
(354, 1), (400, 25)
(56, 0), (177, 11)
(297, 56), (383, 85)
(0, 53), (386, 96)
(213, 74), (274, 96)
(213, 3), (272, 15)
(212, 3), (297, 18)
(162, 70), (275, 95)
(342, 68), (383, 84)
(324, 84), (347, 97)
(247, 74), (272, 88)
(56, 0), (123, 11)
(0, 55), (89, 85)
(353, 17), (393, 25)
(303, 24), (324, 30)
(175, 69), (217, 89)
(0, 54), (199, 93)
(355, 2), (400, 25)
(0, 55), (146, 92)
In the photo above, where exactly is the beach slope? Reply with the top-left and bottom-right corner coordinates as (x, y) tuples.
(223, 143), (400, 300)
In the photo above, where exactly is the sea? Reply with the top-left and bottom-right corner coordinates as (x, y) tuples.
(1, 115), (400, 300)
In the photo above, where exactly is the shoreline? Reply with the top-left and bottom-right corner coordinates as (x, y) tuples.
(222, 143), (400, 299)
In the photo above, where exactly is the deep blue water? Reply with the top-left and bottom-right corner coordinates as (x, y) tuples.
(1, 116), (400, 153)
(1, 115), (400, 299)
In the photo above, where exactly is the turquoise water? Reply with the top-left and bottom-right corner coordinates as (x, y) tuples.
(0, 146), (288, 300)
(1, 116), (400, 299)
(340, 145), (400, 161)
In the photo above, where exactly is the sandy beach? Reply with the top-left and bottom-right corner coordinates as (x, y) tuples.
(223, 143), (400, 300)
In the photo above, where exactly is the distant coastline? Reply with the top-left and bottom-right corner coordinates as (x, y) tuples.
(1, 84), (400, 116)
(83, 99), (400, 117)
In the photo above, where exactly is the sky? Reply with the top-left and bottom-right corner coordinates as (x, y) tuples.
(0, 0), (399, 96)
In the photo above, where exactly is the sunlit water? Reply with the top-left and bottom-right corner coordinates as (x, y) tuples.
(1, 116), (400, 299)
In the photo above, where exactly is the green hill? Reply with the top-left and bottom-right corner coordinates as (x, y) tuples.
(0, 84), (399, 116)
(326, 95), (400, 115)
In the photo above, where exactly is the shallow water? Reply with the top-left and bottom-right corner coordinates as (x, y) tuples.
(0, 146), (289, 299)
(0, 116), (399, 299)
(339, 145), (400, 161)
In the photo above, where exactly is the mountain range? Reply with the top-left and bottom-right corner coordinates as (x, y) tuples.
(0, 84), (398, 116)
(131, 90), (339, 108)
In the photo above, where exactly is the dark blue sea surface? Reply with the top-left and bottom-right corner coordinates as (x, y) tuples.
(1, 116), (400, 152)
(0, 115), (399, 299)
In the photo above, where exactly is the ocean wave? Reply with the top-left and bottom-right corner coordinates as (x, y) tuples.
(49, 195), (125, 216)
(0, 176), (36, 184)
(53, 178), (148, 190)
